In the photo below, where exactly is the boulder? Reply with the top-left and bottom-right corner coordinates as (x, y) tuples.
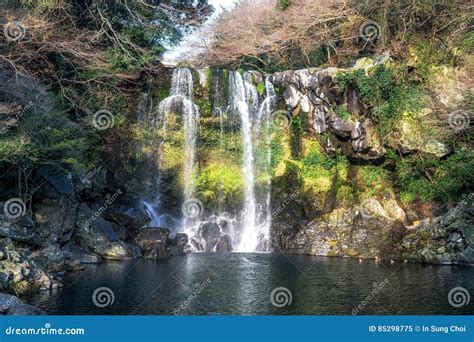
(215, 235), (233, 252)
(105, 206), (151, 236)
(402, 204), (473, 264)
(169, 233), (189, 247)
(74, 204), (135, 260)
(32, 200), (77, 246)
(47, 174), (74, 195)
(0, 293), (43, 315)
(135, 228), (170, 259)
(0, 239), (52, 295)
(28, 244), (83, 272)
(198, 222), (222, 252)
(0, 215), (34, 242)
(62, 242), (101, 264)
(275, 205), (407, 260)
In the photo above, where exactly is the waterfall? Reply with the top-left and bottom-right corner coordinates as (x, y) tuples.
(158, 68), (199, 200)
(228, 71), (258, 252)
(255, 77), (277, 252)
(144, 68), (199, 230)
(144, 68), (276, 253)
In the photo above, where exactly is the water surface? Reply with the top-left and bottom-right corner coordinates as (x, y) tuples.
(27, 253), (473, 315)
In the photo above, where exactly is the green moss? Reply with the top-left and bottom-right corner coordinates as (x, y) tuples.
(357, 165), (391, 197)
(336, 65), (427, 139)
(196, 163), (243, 208)
(333, 105), (350, 121)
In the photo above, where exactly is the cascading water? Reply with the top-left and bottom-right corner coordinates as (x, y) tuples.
(144, 68), (277, 253)
(158, 68), (199, 201)
(143, 68), (199, 229)
(254, 77), (277, 252)
(229, 71), (258, 252)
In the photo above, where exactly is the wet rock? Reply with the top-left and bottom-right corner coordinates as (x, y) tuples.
(402, 204), (473, 264)
(32, 200), (77, 246)
(0, 215), (34, 242)
(0, 293), (43, 315)
(383, 198), (406, 222)
(0, 239), (52, 295)
(275, 205), (407, 260)
(105, 206), (151, 236)
(75, 204), (135, 260)
(170, 233), (189, 247)
(47, 174), (74, 195)
(28, 244), (83, 272)
(198, 222), (221, 252)
(62, 242), (101, 264)
(215, 235), (233, 252)
(135, 228), (170, 259)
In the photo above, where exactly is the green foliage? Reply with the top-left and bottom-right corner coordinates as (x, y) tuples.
(0, 108), (97, 174)
(357, 165), (391, 197)
(303, 149), (336, 170)
(196, 163), (243, 207)
(333, 105), (350, 121)
(432, 150), (474, 201)
(336, 65), (427, 138)
(276, 0), (292, 10)
(394, 150), (474, 204)
(460, 31), (474, 53)
(308, 47), (328, 66)
(257, 82), (265, 96)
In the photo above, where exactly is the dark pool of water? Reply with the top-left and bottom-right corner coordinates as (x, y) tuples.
(26, 253), (473, 315)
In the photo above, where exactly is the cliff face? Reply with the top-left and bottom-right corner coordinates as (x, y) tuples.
(267, 60), (472, 265)
(128, 60), (470, 264)
(0, 58), (472, 298)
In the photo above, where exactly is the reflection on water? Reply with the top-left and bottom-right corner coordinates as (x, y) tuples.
(26, 253), (474, 315)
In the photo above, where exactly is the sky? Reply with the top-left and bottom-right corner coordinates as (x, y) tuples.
(161, 0), (237, 65)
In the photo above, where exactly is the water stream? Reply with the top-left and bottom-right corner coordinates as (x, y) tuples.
(146, 68), (277, 253)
